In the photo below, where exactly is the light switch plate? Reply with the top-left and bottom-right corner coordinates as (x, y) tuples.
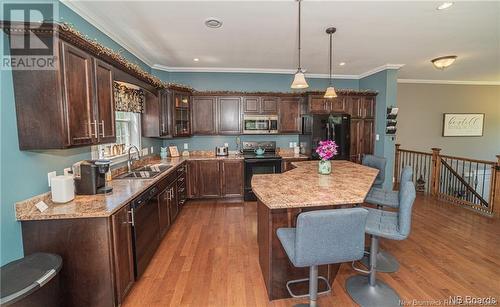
(184, 143), (189, 149)
(376, 134), (380, 141)
(48, 171), (56, 187)
(150, 146), (154, 153)
(289, 142), (294, 148)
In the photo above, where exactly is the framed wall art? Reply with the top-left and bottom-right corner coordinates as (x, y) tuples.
(442, 113), (484, 137)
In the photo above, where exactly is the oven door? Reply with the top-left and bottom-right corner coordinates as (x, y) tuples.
(244, 159), (282, 201)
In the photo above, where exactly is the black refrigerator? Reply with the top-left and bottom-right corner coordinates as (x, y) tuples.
(299, 114), (350, 160)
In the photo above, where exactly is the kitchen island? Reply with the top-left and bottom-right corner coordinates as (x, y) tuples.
(251, 160), (378, 300)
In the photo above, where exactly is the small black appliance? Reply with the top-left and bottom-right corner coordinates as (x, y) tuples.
(74, 160), (113, 195)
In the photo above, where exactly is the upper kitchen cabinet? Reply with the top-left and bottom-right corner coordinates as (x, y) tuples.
(307, 95), (346, 114)
(347, 96), (375, 119)
(173, 91), (192, 137)
(217, 97), (241, 134)
(142, 89), (167, 138)
(242, 96), (278, 114)
(278, 97), (301, 133)
(94, 60), (116, 144)
(192, 96), (217, 135)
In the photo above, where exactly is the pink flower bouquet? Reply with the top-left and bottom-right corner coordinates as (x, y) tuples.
(315, 140), (339, 161)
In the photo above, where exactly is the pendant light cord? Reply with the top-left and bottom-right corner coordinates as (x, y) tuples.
(329, 33), (332, 86)
(298, 0), (302, 71)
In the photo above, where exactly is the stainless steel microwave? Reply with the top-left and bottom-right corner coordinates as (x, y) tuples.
(243, 115), (278, 134)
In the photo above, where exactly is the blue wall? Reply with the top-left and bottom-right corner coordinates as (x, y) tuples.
(359, 69), (399, 189)
(0, 2), (160, 265)
(165, 135), (300, 152)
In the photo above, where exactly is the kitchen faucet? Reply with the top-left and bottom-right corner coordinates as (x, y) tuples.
(127, 145), (141, 172)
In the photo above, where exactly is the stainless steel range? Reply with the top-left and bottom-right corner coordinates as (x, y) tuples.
(242, 141), (282, 201)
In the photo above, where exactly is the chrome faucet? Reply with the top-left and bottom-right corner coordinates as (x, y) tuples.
(127, 145), (141, 172)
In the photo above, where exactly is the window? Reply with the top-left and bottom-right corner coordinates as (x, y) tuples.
(92, 111), (141, 163)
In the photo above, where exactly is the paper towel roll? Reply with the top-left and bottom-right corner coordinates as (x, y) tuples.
(51, 175), (75, 203)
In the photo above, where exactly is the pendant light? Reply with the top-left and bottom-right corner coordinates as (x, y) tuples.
(291, 0), (309, 89)
(324, 27), (337, 98)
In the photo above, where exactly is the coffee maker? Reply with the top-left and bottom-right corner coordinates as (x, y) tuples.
(74, 160), (113, 195)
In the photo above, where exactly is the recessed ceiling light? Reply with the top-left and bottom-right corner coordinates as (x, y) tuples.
(193, 58), (200, 62)
(437, 2), (454, 10)
(339, 62), (346, 66)
(431, 55), (457, 70)
(205, 18), (223, 29)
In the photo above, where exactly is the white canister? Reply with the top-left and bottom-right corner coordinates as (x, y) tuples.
(51, 175), (75, 203)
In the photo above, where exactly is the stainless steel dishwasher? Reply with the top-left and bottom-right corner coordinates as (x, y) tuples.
(130, 185), (160, 278)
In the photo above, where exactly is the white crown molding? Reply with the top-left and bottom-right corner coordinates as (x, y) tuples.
(358, 64), (405, 79)
(152, 64), (359, 79)
(61, 1), (154, 67)
(398, 79), (500, 85)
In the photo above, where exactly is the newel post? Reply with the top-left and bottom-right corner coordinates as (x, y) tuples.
(492, 155), (500, 217)
(394, 144), (401, 189)
(431, 148), (442, 197)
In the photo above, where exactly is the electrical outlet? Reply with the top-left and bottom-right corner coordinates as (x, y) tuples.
(142, 148), (149, 156)
(289, 142), (294, 148)
(48, 171), (56, 187)
(224, 143), (229, 147)
(184, 143), (189, 150)
(150, 146), (154, 153)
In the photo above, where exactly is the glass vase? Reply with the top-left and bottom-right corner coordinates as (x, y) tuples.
(318, 159), (332, 175)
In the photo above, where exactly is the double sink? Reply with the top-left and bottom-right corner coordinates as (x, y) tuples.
(117, 163), (172, 179)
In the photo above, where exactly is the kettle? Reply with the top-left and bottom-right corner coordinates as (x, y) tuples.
(254, 147), (266, 155)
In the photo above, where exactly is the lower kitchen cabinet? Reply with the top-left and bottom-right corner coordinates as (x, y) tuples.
(349, 119), (374, 163)
(221, 160), (244, 197)
(111, 204), (135, 304)
(188, 159), (244, 198)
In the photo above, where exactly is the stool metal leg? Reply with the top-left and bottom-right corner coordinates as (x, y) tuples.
(292, 265), (323, 307)
(360, 245), (400, 273)
(346, 236), (401, 307)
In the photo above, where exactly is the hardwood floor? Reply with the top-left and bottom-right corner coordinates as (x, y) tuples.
(123, 196), (500, 307)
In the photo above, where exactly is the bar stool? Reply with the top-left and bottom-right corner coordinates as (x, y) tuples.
(277, 208), (369, 307)
(361, 166), (413, 272)
(362, 154), (387, 189)
(346, 181), (416, 307)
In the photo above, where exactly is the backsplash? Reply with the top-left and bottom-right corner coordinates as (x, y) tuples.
(164, 135), (300, 152)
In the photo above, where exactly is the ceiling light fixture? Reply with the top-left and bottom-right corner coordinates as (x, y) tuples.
(193, 58), (200, 62)
(339, 62), (346, 66)
(431, 55), (457, 70)
(291, 0), (309, 89)
(437, 2), (454, 10)
(205, 18), (222, 28)
(324, 27), (337, 99)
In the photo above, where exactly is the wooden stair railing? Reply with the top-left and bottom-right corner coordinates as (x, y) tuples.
(394, 144), (500, 217)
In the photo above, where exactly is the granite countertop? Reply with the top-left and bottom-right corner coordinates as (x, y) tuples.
(15, 154), (245, 221)
(251, 160), (378, 209)
(279, 153), (309, 160)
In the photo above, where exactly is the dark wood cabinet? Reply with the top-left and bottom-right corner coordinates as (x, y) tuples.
(158, 188), (171, 237)
(192, 96), (217, 135)
(62, 42), (96, 146)
(94, 60), (116, 144)
(111, 204), (135, 305)
(308, 97), (329, 114)
(350, 119), (363, 163)
(218, 97), (241, 134)
(362, 97), (375, 118)
(142, 90), (163, 138)
(197, 160), (221, 197)
(330, 97), (346, 113)
(187, 160), (198, 198)
(362, 119), (375, 154)
(221, 160), (244, 197)
(168, 181), (179, 224)
(261, 97), (279, 114)
(173, 91), (191, 137)
(243, 97), (260, 113)
(278, 98), (301, 133)
(308, 95), (346, 114)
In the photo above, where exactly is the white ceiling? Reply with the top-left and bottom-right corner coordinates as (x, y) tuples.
(64, 1), (500, 82)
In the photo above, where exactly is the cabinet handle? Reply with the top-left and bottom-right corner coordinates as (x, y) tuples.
(89, 120), (98, 138)
(127, 210), (135, 226)
(99, 120), (105, 137)
(88, 121), (93, 138)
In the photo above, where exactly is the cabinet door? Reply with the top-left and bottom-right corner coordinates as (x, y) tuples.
(362, 97), (375, 118)
(243, 97), (260, 113)
(348, 96), (363, 118)
(169, 182), (179, 224)
(197, 160), (221, 197)
(362, 119), (375, 155)
(192, 96), (217, 134)
(187, 160), (198, 198)
(111, 205), (135, 304)
(350, 119), (363, 163)
(160, 90), (171, 137)
(329, 97), (346, 113)
(309, 97), (329, 114)
(261, 97), (278, 114)
(221, 160), (243, 197)
(94, 59), (116, 144)
(279, 98), (300, 133)
(173, 91), (191, 137)
(218, 97), (241, 134)
(158, 188), (170, 236)
(62, 43), (95, 146)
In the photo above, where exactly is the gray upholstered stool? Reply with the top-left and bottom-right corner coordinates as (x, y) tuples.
(347, 181), (416, 307)
(277, 208), (369, 307)
(362, 154), (387, 189)
(361, 166), (413, 272)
